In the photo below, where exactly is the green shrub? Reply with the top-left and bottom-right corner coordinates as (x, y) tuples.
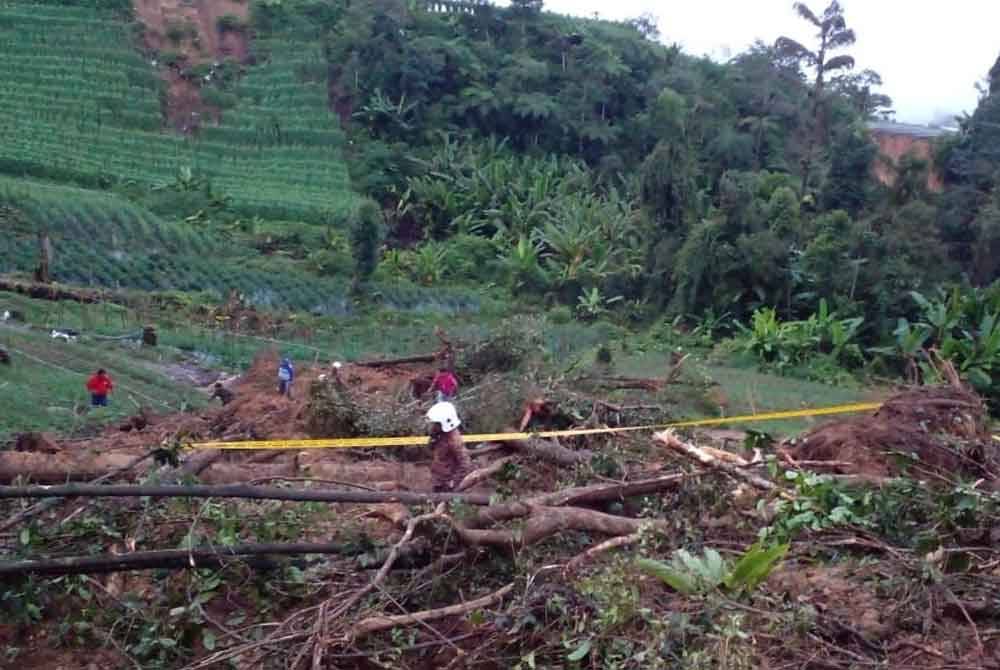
(306, 248), (352, 277)
(548, 304), (573, 325)
(350, 200), (384, 284)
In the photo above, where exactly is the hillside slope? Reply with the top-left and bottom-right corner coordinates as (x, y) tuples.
(0, 2), (356, 222)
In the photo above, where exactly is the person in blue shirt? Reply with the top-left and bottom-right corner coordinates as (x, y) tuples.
(278, 358), (295, 398)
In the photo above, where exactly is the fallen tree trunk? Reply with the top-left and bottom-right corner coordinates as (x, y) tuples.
(198, 459), (299, 485)
(0, 276), (104, 304)
(0, 542), (351, 577)
(171, 448), (223, 480)
(355, 353), (438, 368)
(0, 451), (143, 483)
(0, 483), (493, 506)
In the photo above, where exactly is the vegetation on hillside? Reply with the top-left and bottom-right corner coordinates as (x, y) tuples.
(2, 0), (1000, 388)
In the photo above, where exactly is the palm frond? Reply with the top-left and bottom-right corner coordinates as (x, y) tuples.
(824, 54), (855, 73)
(826, 27), (856, 50)
(774, 37), (816, 66)
(792, 2), (821, 27)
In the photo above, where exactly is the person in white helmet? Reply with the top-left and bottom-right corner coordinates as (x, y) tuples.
(426, 401), (471, 492)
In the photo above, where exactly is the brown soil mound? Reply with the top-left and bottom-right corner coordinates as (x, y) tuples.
(789, 386), (998, 480)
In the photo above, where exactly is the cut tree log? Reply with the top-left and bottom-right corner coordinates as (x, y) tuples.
(0, 451), (145, 483)
(0, 483), (493, 506)
(0, 542), (353, 577)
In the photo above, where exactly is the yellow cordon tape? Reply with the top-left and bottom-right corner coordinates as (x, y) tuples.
(188, 402), (885, 451)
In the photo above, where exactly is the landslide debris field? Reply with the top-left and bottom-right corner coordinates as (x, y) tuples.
(2, 333), (1000, 669)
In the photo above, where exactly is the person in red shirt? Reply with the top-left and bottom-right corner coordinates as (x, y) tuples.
(86, 369), (113, 407)
(430, 367), (458, 403)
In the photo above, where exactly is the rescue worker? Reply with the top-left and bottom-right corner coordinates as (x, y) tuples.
(426, 401), (471, 492)
(430, 367), (459, 403)
(278, 357), (295, 397)
(86, 369), (114, 407)
(210, 382), (235, 406)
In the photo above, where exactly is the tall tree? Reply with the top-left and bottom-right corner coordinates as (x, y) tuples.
(775, 1), (856, 193)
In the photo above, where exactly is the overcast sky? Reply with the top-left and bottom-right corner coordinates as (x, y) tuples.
(538, 0), (1000, 124)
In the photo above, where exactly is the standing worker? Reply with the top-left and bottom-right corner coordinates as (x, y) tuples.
(86, 369), (114, 407)
(278, 357), (295, 398)
(426, 402), (471, 492)
(430, 367), (459, 403)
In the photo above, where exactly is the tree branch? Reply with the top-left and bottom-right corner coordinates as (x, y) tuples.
(654, 430), (783, 494)
(350, 582), (515, 639)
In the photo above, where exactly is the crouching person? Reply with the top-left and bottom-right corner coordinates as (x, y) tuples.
(426, 402), (471, 493)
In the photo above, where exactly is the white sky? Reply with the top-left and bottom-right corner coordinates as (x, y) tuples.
(537, 0), (1000, 124)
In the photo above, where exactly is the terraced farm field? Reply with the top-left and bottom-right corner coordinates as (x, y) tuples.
(0, 176), (357, 310)
(0, 4), (356, 222)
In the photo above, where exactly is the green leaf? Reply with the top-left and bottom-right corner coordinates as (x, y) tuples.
(19, 528), (30, 546)
(567, 639), (592, 662)
(636, 558), (696, 595)
(202, 629), (216, 651)
(703, 548), (727, 584)
(967, 367), (992, 390)
(724, 543), (789, 592)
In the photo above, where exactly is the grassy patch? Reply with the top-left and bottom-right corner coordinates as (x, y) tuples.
(0, 324), (207, 440)
(614, 351), (872, 435)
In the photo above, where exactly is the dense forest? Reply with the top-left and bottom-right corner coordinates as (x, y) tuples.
(278, 0), (984, 322)
(280, 0), (1000, 395)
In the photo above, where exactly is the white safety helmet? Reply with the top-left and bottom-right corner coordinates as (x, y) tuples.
(426, 402), (461, 433)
